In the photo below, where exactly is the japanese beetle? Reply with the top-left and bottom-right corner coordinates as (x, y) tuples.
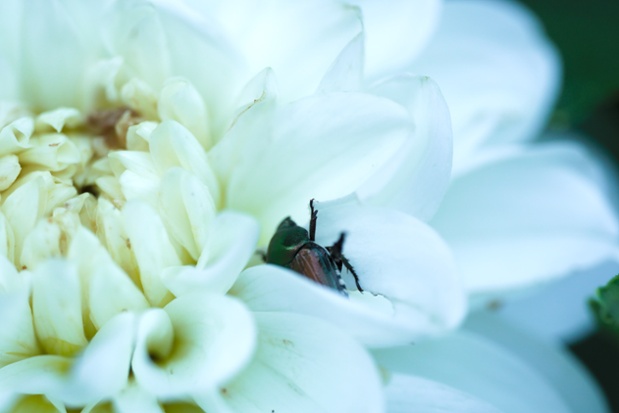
(266, 199), (363, 295)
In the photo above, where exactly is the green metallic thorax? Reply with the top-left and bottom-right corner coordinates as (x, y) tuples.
(266, 217), (309, 266)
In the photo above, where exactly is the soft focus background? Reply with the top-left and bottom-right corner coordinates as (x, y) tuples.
(499, 0), (619, 409)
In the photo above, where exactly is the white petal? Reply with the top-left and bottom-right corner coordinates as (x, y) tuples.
(216, 93), (410, 244)
(465, 312), (610, 413)
(318, 202), (465, 332)
(104, 0), (171, 90)
(162, 211), (259, 296)
(145, 0), (247, 137)
(351, 0), (442, 78)
(61, 312), (137, 406)
(149, 120), (220, 205)
(0, 154), (22, 191)
(189, 0), (362, 102)
(411, 0), (560, 166)
(112, 382), (165, 413)
(373, 331), (572, 413)
(67, 228), (148, 330)
(196, 313), (384, 413)
(132, 294), (256, 397)
(122, 202), (178, 307)
(158, 77), (211, 149)
(0, 355), (71, 398)
(0, 117), (33, 158)
(431, 143), (619, 299)
(158, 168), (216, 261)
(0, 263), (39, 368)
(16, 0), (101, 109)
(317, 33), (363, 93)
(31, 260), (88, 357)
(385, 374), (501, 413)
(234, 265), (432, 347)
(359, 75), (452, 220)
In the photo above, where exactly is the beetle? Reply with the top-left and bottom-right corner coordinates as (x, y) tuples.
(266, 199), (363, 295)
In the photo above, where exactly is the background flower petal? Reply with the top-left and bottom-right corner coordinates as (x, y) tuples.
(373, 331), (572, 413)
(431, 142), (619, 301)
(411, 0), (560, 168)
(385, 374), (502, 413)
(465, 312), (610, 413)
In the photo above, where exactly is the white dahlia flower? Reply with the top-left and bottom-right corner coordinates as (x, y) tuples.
(0, 0), (614, 412)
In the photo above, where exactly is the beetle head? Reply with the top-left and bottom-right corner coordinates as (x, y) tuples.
(266, 217), (310, 265)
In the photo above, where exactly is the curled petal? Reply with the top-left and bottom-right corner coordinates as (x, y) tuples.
(149, 120), (220, 205)
(163, 211), (259, 296)
(132, 293), (256, 397)
(196, 313), (384, 413)
(61, 313), (137, 406)
(158, 168), (216, 261)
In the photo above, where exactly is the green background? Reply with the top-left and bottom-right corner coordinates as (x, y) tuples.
(517, 0), (619, 409)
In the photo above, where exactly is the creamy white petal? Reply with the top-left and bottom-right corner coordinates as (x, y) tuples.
(31, 260), (88, 356)
(132, 293), (256, 397)
(35, 108), (81, 133)
(0, 155), (21, 191)
(122, 202), (178, 307)
(0, 262), (39, 368)
(215, 93), (410, 244)
(163, 211), (259, 296)
(67, 228), (148, 330)
(465, 312), (610, 413)
(350, 0), (442, 78)
(16, 0), (97, 109)
(431, 143), (619, 299)
(148, 120), (220, 205)
(0, 355), (71, 398)
(61, 312), (137, 406)
(195, 313), (384, 413)
(0, 117), (33, 157)
(158, 77), (211, 149)
(113, 382), (165, 413)
(158, 168), (216, 261)
(359, 75), (452, 220)
(385, 374), (502, 413)
(411, 0), (560, 167)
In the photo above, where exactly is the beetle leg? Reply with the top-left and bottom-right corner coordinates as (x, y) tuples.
(327, 232), (364, 292)
(309, 198), (318, 241)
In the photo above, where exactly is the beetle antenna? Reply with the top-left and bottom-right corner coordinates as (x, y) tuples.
(328, 232), (364, 292)
(309, 198), (318, 241)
